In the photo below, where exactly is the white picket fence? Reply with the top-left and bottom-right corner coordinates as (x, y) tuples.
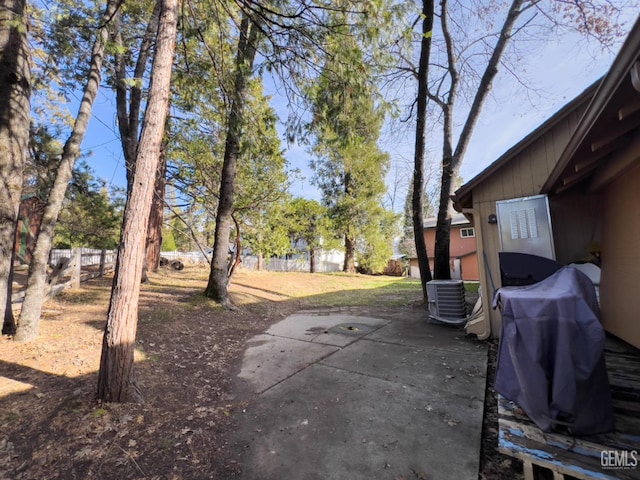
(241, 256), (342, 273)
(159, 250), (344, 273)
(46, 248), (344, 273)
(50, 248), (117, 267)
(160, 250), (209, 263)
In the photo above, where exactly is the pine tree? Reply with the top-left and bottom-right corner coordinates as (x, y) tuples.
(308, 24), (391, 273)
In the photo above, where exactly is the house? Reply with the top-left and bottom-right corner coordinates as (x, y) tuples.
(409, 213), (479, 281)
(452, 16), (640, 350)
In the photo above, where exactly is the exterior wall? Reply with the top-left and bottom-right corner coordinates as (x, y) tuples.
(409, 259), (421, 279)
(600, 162), (640, 349)
(408, 257), (432, 279)
(549, 191), (603, 264)
(461, 254), (480, 282)
(424, 226), (477, 259)
(423, 226), (479, 281)
(467, 201), (501, 333)
(470, 108), (585, 336)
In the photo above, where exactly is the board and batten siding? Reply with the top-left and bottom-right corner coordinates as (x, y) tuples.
(471, 107), (586, 337)
(600, 162), (640, 349)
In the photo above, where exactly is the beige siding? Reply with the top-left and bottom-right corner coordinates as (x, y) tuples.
(544, 131), (558, 175)
(518, 147), (535, 193)
(549, 192), (603, 265)
(474, 129), (570, 206)
(472, 200), (503, 335)
(473, 130), (571, 336)
(467, 106), (585, 337)
(600, 162), (640, 349)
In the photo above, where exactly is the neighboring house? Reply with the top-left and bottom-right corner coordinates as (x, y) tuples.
(409, 213), (479, 281)
(453, 17), (640, 350)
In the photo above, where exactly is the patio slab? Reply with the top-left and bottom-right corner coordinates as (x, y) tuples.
(232, 309), (488, 480)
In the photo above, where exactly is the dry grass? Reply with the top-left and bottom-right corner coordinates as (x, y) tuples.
(0, 266), (424, 480)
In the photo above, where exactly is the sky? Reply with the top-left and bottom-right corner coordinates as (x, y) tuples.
(77, 10), (639, 212)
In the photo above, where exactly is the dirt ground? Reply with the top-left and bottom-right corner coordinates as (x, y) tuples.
(0, 266), (521, 480)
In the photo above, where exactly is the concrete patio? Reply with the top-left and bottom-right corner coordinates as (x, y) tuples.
(232, 307), (488, 480)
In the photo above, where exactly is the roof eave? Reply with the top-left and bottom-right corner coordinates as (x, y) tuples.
(453, 82), (599, 205)
(542, 16), (640, 193)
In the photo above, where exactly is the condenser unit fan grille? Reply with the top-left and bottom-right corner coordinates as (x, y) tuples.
(426, 280), (467, 324)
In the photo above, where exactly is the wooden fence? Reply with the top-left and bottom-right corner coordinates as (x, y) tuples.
(11, 248), (117, 303)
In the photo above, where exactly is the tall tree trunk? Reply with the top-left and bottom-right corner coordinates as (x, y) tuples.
(343, 235), (355, 273)
(433, 0), (525, 279)
(309, 247), (315, 273)
(412, 0), (435, 300)
(342, 170), (357, 274)
(145, 143), (167, 273)
(113, 0), (161, 190)
(113, 0), (164, 280)
(226, 217), (242, 283)
(14, 0), (119, 342)
(204, 14), (260, 306)
(0, 0), (30, 334)
(432, 180), (452, 279)
(3, 248), (17, 335)
(432, 0), (457, 280)
(97, 0), (177, 403)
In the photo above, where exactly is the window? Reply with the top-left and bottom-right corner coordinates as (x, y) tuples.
(460, 227), (475, 238)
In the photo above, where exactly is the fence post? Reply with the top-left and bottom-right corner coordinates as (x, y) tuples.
(72, 247), (82, 289)
(99, 249), (106, 277)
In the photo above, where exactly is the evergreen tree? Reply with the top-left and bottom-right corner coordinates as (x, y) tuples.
(53, 163), (123, 249)
(97, 0), (178, 403)
(307, 23), (391, 273)
(286, 197), (337, 273)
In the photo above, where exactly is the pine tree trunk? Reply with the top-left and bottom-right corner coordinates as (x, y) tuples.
(205, 14), (259, 305)
(145, 145), (167, 273)
(412, 0), (435, 299)
(14, 0), (118, 342)
(0, 0), (30, 334)
(114, 0), (161, 192)
(97, 0), (177, 403)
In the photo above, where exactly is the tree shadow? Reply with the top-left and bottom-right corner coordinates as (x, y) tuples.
(0, 269), (442, 479)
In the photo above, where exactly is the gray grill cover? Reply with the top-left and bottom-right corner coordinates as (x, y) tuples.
(493, 266), (614, 434)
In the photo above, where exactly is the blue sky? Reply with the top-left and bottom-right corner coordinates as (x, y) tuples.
(78, 11), (639, 210)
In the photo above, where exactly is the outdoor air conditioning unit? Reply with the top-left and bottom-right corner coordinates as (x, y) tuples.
(426, 280), (467, 325)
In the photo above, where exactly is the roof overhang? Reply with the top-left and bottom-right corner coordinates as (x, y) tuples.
(454, 16), (640, 208)
(452, 82), (598, 212)
(542, 17), (640, 195)
(423, 213), (470, 229)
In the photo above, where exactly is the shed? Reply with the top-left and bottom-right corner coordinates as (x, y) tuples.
(453, 17), (640, 350)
